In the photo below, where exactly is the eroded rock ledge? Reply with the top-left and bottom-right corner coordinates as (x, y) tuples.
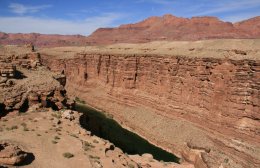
(0, 45), (71, 115)
(41, 41), (260, 168)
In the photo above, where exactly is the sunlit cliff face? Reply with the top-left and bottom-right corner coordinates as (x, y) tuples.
(41, 40), (260, 168)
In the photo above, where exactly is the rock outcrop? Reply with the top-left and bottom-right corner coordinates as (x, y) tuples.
(0, 45), (70, 114)
(0, 62), (16, 78)
(42, 40), (260, 168)
(0, 141), (28, 166)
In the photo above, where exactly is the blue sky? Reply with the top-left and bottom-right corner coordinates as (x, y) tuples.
(0, 0), (259, 35)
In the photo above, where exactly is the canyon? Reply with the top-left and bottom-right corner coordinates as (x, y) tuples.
(0, 14), (260, 168)
(1, 15), (260, 47)
(1, 45), (186, 168)
(40, 39), (260, 168)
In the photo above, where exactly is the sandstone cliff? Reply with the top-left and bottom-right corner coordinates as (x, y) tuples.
(41, 40), (260, 168)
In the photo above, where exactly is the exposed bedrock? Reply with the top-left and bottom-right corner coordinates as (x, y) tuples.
(42, 53), (260, 168)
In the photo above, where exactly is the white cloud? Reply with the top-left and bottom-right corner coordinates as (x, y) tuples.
(221, 13), (260, 22)
(193, 0), (260, 16)
(0, 13), (124, 35)
(9, 3), (52, 15)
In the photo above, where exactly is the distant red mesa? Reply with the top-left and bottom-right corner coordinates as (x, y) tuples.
(1, 14), (260, 47)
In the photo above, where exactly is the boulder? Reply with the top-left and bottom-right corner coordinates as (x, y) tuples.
(0, 142), (27, 166)
(61, 110), (75, 121)
(142, 153), (153, 160)
(0, 77), (7, 84)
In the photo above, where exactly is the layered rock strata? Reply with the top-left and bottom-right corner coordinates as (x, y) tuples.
(42, 41), (260, 168)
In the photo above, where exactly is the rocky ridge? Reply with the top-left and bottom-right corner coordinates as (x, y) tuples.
(1, 15), (260, 46)
(83, 15), (260, 44)
(0, 33), (86, 47)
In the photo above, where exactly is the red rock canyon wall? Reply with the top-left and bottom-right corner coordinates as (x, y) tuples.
(42, 53), (260, 168)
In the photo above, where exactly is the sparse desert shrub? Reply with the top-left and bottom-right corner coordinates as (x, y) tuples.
(21, 123), (28, 131)
(75, 97), (86, 104)
(93, 140), (99, 144)
(11, 125), (18, 130)
(70, 134), (79, 138)
(128, 164), (135, 168)
(63, 152), (74, 158)
(52, 140), (58, 144)
(6, 125), (18, 131)
(82, 141), (95, 151)
(19, 112), (28, 116)
(106, 113), (113, 119)
(21, 123), (27, 127)
(54, 136), (60, 140)
(232, 49), (247, 55)
(37, 134), (41, 136)
(224, 158), (229, 163)
(55, 128), (61, 132)
(51, 112), (62, 119)
(89, 155), (100, 159)
(75, 97), (80, 102)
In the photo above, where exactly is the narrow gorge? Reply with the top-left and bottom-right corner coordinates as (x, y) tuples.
(41, 40), (260, 168)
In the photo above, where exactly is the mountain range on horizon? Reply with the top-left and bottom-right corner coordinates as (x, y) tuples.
(1, 14), (260, 47)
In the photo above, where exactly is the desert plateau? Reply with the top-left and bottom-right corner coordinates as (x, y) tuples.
(0, 1), (259, 168)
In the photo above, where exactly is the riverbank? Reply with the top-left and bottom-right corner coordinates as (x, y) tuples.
(76, 103), (180, 163)
(0, 107), (193, 168)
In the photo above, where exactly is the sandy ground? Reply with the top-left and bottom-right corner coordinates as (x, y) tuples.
(0, 108), (193, 168)
(39, 39), (260, 60)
